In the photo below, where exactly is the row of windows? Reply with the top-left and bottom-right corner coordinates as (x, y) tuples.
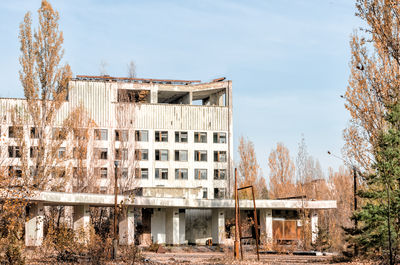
(6, 126), (227, 144)
(8, 146), (227, 162)
(8, 165), (226, 181)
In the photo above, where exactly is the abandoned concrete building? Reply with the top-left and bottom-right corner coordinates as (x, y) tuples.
(0, 75), (336, 247)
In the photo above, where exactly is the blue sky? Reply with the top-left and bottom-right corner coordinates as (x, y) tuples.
(0, 0), (362, 179)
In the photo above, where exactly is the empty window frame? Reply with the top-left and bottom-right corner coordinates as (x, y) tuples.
(73, 147), (87, 159)
(214, 151), (227, 162)
(97, 167), (108, 178)
(52, 128), (66, 140)
(155, 149), (169, 161)
(58, 147), (66, 158)
(214, 169), (226, 180)
(73, 167), (87, 178)
(99, 186), (107, 194)
(194, 150), (207, 162)
(8, 146), (21, 158)
(73, 128), (87, 140)
(135, 149), (149, 161)
(51, 167), (65, 178)
(155, 168), (168, 179)
(174, 150), (188, 162)
(115, 148), (128, 160)
(95, 148), (108, 160)
(135, 168), (149, 179)
(9, 126), (22, 138)
(202, 188), (208, 199)
(30, 127), (42, 139)
(213, 132), (227, 143)
(214, 188), (226, 199)
(122, 168), (128, 178)
(194, 132), (207, 143)
(117, 89), (149, 103)
(175, 169), (188, 180)
(155, 131), (168, 142)
(115, 130), (129, 142)
(175, 131), (188, 143)
(30, 146), (38, 158)
(195, 169), (207, 180)
(9, 166), (22, 178)
(94, 129), (108, 141)
(135, 130), (148, 142)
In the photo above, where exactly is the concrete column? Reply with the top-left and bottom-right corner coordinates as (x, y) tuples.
(311, 210), (318, 244)
(151, 208), (166, 244)
(182, 92), (192, 105)
(150, 89), (158, 103)
(25, 203), (44, 246)
(119, 206), (135, 245)
(260, 209), (273, 246)
(73, 204), (90, 240)
(166, 208), (180, 245)
(179, 209), (186, 245)
(211, 209), (225, 244)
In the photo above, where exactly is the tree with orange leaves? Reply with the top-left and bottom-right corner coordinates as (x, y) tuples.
(268, 142), (296, 199)
(237, 136), (268, 199)
(343, 0), (400, 171)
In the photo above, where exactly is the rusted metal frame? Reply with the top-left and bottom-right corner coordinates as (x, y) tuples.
(236, 184), (260, 261)
(75, 75), (201, 84)
(252, 186), (260, 261)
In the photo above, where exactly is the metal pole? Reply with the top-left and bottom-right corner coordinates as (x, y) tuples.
(234, 168), (240, 259)
(113, 161), (119, 260)
(251, 186), (260, 261)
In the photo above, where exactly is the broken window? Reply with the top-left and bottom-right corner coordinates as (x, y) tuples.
(135, 130), (148, 142)
(117, 89), (149, 103)
(95, 148), (108, 160)
(155, 131), (168, 142)
(135, 168), (149, 179)
(195, 169), (207, 180)
(194, 132), (207, 143)
(73, 128), (87, 140)
(73, 147), (87, 159)
(95, 167), (108, 178)
(214, 188), (226, 199)
(51, 167), (65, 178)
(135, 149), (149, 161)
(30, 127), (42, 139)
(9, 126), (22, 138)
(175, 131), (188, 143)
(214, 151), (227, 162)
(52, 128), (67, 140)
(194, 150), (207, 162)
(203, 188), (208, 199)
(214, 169), (226, 180)
(9, 166), (22, 178)
(121, 168), (128, 178)
(213, 132), (227, 144)
(115, 148), (128, 160)
(115, 130), (129, 142)
(155, 149), (168, 161)
(175, 169), (188, 180)
(30, 146), (38, 158)
(94, 129), (108, 141)
(8, 146), (21, 158)
(174, 150), (188, 162)
(58, 147), (66, 158)
(155, 168), (168, 179)
(73, 167), (87, 178)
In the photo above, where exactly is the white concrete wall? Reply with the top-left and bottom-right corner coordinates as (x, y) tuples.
(119, 205), (135, 245)
(211, 209), (225, 244)
(260, 209), (273, 246)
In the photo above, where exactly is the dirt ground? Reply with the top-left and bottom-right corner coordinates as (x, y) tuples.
(140, 250), (372, 265)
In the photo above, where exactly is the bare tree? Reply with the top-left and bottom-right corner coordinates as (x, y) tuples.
(127, 60), (136, 78)
(237, 136), (268, 199)
(99, 60), (108, 76)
